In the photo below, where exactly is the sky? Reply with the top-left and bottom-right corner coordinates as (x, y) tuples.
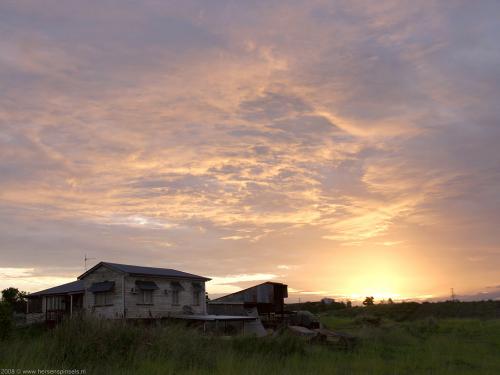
(1, 0), (500, 302)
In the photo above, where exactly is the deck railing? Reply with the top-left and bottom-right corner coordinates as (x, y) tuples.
(45, 309), (66, 323)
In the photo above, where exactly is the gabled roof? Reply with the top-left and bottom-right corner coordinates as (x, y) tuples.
(29, 280), (85, 297)
(78, 261), (211, 281)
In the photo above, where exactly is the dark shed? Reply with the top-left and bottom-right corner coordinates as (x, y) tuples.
(208, 282), (288, 315)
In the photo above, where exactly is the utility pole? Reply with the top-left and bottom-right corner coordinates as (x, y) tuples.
(450, 288), (456, 302)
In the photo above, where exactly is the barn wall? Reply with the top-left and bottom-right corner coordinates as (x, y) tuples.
(124, 276), (206, 318)
(212, 283), (288, 314)
(215, 283), (275, 304)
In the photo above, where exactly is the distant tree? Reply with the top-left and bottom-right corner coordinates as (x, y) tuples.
(1, 288), (19, 305)
(363, 296), (375, 306)
(205, 292), (210, 303)
(387, 298), (394, 304)
(1, 287), (27, 313)
(346, 300), (352, 308)
(379, 299), (386, 304)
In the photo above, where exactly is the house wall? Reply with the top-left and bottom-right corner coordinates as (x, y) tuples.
(124, 276), (206, 318)
(81, 264), (207, 319)
(82, 265), (125, 319)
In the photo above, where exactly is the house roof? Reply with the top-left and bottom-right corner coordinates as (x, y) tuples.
(78, 261), (211, 281)
(29, 280), (85, 297)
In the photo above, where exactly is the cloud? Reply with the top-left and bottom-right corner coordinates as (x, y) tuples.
(0, 0), (499, 299)
(276, 265), (290, 270)
(0, 267), (76, 292)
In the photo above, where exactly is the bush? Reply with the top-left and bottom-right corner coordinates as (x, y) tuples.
(0, 302), (13, 340)
(404, 316), (439, 338)
(354, 314), (381, 326)
(232, 333), (307, 358)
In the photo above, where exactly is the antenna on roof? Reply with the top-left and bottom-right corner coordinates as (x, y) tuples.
(84, 254), (96, 271)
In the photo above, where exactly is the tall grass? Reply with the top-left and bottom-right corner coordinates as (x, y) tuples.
(1, 317), (499, 374)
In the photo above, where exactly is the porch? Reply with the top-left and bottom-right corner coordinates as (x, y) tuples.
(26, 280), (85, 324)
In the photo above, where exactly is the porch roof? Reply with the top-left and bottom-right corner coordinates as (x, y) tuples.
(29, 280), (85, 297)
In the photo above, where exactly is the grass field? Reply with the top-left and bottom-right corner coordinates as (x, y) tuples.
(1, 316), (499, 375)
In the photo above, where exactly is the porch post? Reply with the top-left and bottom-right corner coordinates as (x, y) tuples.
(122, 274), (126, 319)
(70, 294), (73, 317)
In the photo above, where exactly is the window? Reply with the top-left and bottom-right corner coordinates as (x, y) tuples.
(172, 290), (179, 305)
(193, 291), (200, 306)
(90, 281), (114, 306)
(140, 290), (153, 304)
(94, 292), (111, 306)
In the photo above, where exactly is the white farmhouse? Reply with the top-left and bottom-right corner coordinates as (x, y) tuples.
(27, 261), (210, 323)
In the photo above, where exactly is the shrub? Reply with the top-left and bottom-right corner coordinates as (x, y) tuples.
(404, 316), (439, 339)
(0, 301), (13, 340)
(354, 314), (381, 327)
(232, 334), (306, 359)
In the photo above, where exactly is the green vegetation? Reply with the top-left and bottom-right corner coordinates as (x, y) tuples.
(335, 300), (500, 320)
(362, 296), (375, 306)
(288, 300), (500, 320)
(1, 315), (499, 375)
(1, 287), (28, 339)
(0, 302), (13, 340)
(1, 287), (28, 314)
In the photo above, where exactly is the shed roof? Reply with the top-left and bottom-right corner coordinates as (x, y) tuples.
(78, 261), (211, 281)
(211, 281), (288, 302)
(29, 280), (85, 297)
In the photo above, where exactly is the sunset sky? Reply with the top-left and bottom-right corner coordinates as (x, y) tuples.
(1, 1), (499, 302)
